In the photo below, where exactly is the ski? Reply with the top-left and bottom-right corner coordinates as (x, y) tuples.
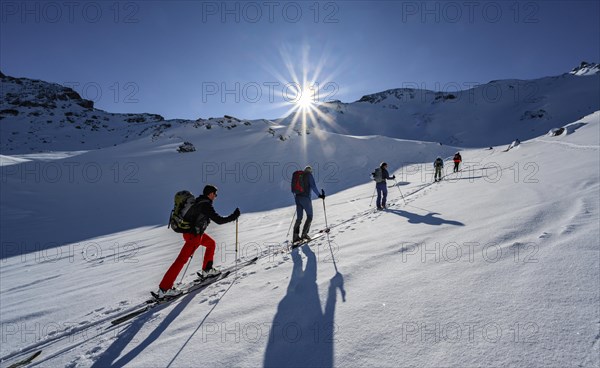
(149, 270), (232, 302)
(111, 257), (258, 326)
(6, 350), (42, 368)
(290, 230), (329, 250)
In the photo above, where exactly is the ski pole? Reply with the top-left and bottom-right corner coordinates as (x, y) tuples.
(286, 209), (296, 238)
(369, 187), (376, 207)
(321, 189), (329, 231)
(178, 256), (192, 284)
(393, 178), (407, 205)
(235, 218), (239, 277)
(321, 189), (339, 273)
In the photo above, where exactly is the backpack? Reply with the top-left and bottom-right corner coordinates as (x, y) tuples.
(434, 158), (443, 168)
(168, 190), (196, 233)
(291, 170), (308, 194)
(372, 167), (383, 183)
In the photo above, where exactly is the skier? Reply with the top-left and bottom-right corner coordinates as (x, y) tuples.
(453, 152), (462, 173)
(373, 162), (395, 210)
(434, 157), (444, 182)
(156, 185), (240, 298)
(291, 166), (325, 243)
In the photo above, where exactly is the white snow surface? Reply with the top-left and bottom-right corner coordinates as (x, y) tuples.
(0, 107), (599, 367)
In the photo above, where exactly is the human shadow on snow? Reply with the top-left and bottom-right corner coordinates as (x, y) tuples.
(386, 208), (465, 227)
(91, 290), (197, 367)
(263, 245), (345, 368)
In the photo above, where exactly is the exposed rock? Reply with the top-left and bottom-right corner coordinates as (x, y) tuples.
(177, 141), (196, 153)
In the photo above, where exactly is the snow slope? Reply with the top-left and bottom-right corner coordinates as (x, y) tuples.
(1, 111), (598, 367)
(0, 120), (458, 253)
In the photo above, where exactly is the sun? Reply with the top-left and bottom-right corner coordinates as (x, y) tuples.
(295, 86), (315, 110)
(259, 44), (347, 156)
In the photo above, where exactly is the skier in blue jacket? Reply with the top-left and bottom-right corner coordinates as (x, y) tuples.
(374, 162), (395, 210)
(292, 166), (325, 243)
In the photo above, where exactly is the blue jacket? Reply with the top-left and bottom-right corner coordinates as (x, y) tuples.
(296, 172), (321, 199)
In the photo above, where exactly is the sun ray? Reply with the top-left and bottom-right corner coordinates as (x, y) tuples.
(260, 42), (351, 158)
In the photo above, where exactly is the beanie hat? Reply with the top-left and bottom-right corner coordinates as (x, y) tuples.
(304, 166), (313, 173)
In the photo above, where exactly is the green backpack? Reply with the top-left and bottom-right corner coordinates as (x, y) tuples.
(168, 190), (195, 233)
(372, 167), (383, 183)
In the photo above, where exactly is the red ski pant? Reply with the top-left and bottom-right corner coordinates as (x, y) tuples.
(159, 233), (216, 290)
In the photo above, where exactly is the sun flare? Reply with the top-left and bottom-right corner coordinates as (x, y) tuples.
(295, 86), (315, 110)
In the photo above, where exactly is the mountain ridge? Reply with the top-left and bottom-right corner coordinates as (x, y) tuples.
(1, 63), (598, 152)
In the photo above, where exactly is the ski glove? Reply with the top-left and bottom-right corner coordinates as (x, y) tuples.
(319, 194), (326, 200)
(392, 175), (396, 180)
(232, 208), (241, 219)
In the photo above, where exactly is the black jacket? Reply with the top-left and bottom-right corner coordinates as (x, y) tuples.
(183, 195), (237, 235)
(381, 168), (394, 183)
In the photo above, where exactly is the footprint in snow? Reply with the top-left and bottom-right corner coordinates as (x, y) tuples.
(65, 359), (79, 368)
(85, 346), (103, 356)
(539, 232), (551, 239)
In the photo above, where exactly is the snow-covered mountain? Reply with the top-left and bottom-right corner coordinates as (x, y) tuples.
(570, 61), (600, 76)
(2, 64), (599, 155)
(0, 67), (599, 367)
(283, 64), (599, 147)
(0, 72), (262, 154)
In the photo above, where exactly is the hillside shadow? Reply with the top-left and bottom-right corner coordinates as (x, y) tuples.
(386, 209), (464, 226)
(264, 245), (345, 368)
(91, 291), (196, 367)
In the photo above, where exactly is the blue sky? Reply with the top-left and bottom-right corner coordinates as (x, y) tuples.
(1, 1), (599, 120)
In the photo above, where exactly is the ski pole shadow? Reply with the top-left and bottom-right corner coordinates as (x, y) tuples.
(263, 245), (345, 368)
(386, 208), (465, 227)
(91, 291), (197, 367)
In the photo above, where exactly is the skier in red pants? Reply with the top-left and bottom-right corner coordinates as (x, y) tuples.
(157, 185), (240, 298)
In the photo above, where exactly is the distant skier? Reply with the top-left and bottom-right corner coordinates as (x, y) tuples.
(372, 162), (395, 210)
(291, 166), (325, 243)
(453, 152), (462, 173)
(434, 157), (444, 182)
(156, 185), (240, 298)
